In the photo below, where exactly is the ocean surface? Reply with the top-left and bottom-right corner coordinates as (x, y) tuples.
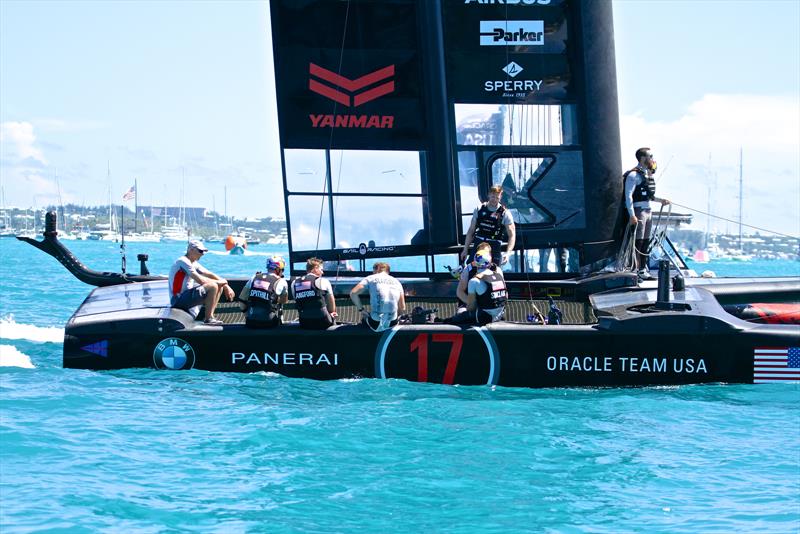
(1, 238), (798, 532)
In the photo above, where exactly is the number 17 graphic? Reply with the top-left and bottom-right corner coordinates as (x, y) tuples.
(409, 333), (464, 384)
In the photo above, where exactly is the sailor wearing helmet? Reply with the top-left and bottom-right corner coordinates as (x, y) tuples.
(238, 255), (288, 328)
(445, 249), (507, 326)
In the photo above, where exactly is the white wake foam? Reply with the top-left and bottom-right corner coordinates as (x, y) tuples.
(0, 344), (35, 368)
(0, 315), (64, 343)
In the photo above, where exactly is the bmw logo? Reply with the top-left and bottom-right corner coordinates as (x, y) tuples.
(153, 338), (196, 370)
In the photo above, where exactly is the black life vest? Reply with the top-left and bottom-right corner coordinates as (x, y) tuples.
(624, 167), (656, 203)
(246, 272), (282, 326)
(475, 204), (507, 241)
(292, 273), (328, 319)
(457, 262), (497, 307)
(475, 270), (507, 311)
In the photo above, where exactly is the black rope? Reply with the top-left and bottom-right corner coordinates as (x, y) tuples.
(315, 1), (351, 251)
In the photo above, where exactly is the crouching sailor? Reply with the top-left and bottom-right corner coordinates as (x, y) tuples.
(291, 257), (338, 330)
(445, 250), (507, 326)
(350, 262), (406, 332)
(455, 241), (493, 312)
(238, 255), (288, 328)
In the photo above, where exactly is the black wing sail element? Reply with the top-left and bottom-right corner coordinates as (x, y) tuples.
(272, 0), (623, 276)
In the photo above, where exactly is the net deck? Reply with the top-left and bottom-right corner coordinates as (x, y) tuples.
(212, 298), (596, 325)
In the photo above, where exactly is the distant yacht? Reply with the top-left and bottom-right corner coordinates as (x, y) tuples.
(160, 224), (189, 243)
(123, 231), (163, 243)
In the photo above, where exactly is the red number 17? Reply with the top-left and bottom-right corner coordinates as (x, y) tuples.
(409, 333), (464, 385)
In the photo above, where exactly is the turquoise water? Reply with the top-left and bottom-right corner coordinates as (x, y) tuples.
(1, 239), (798, 532)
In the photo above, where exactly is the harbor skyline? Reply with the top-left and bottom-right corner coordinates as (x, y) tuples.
(1, 0), (798, 237)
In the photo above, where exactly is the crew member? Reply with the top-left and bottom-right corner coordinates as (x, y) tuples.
(455, 241), (493, 311)
(461, 184), (516, 266)
(350, 262), (406, 332)
(446, 250), (507, 326)
(624, 147), (670, 280)
(169, 239), (234, 325)
(291, 257), (337, 329)
(238, 255), (288, 328)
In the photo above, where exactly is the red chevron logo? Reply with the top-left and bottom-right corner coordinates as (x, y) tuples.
(309, 63), (395, 107)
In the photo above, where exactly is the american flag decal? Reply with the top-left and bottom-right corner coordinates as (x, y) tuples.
(294, 280), (312, 291)
(253, 279), (271, 290)
(753, 347), (800, 383)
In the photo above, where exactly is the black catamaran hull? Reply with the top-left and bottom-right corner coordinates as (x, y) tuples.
(63, 282), (799, 387)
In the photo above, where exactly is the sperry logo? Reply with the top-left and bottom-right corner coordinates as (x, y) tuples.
(308, 63), (396, 129)
(480, 20), (544, 46)
(485, 62), (542, 95)
(503, 61), (523, 77)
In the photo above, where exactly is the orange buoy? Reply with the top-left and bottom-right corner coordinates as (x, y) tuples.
(224, 235), (247, 251)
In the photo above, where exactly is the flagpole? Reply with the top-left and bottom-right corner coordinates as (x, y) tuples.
(120, 202), (126, 274)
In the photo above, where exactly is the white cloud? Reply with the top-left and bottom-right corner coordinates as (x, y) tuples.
(0, 121), (47, 164)
(621, 94), (800, 236)
(33, 118), (107, 133)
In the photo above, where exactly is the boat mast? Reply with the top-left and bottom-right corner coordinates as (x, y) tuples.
(738, 147), (743, 250)
(134, 177), (138, 233)
(107, 161), (113, 233)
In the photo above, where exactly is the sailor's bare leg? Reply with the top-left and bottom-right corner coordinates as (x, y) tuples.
(203, 283), (220, 319)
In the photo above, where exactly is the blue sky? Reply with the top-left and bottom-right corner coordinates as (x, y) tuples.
(1, 0), (798, 237)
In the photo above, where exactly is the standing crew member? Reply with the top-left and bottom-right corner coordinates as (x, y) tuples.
(461, 184), (516, 266)
(238, 255), (288, 328)
(168, 239), (234, 326)
(291, 257), (337, 329)
(624, 147), (670, 280)
(446, 250), (507, 326)
(350, 262), (406, 332)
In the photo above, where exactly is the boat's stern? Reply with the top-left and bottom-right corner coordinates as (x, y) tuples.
(63, 281), (191, 370)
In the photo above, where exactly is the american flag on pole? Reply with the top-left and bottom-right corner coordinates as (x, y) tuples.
(753, 347), (800, 383)
(122, 185), (136, 201)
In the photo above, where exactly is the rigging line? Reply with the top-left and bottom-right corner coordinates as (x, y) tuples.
(315, 0), (351, 251)
(654, 154), (674, 183)
(669, 201), (799, 240)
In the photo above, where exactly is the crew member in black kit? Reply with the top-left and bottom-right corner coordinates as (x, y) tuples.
(238, 255), (288, 328)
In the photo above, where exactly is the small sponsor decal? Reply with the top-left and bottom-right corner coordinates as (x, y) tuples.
(231, 352), (339, 366)
(81, 340), (108, 358)
(153, 338), (196, 370)
(344, 245), (396, 255)
(480, 20), (544, 46)
(503, 61), (523, 77)
(545, 356), (708, 374)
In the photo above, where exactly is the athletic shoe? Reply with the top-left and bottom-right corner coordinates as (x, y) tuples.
(638, 270), (654, 281)
(204, 317), (224, 326)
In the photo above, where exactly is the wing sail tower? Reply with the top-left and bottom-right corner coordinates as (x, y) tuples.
(269, 0), (622, 275)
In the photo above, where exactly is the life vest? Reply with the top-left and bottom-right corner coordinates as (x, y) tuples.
(475, 204), (507, 241)
(292, 273), (328, 320)
(246, 272), (282, 326)
(457, 262), (495, 307)
(475, 269), (507, 311)
(624, 167), (656, 203)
